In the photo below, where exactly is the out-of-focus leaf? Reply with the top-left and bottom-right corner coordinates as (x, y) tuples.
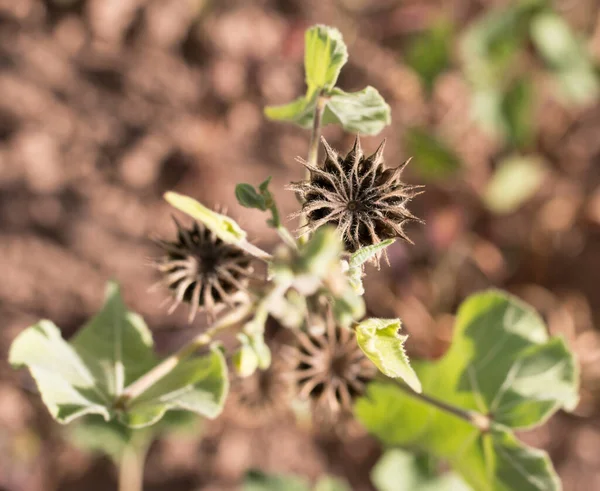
(322, 87), (391, 135)
(164, 191), (247, 244)
(461, 0), (544, 88)
(304, 25), (348, 96)
(372, 449), (472, 491)
(346, 240), (395, 295)
(121, 346), (229, 428)
(531, 12), (599, 105)
(406, 21), (453, 94)
(243, 470), (310, 491)
(484, 155), (547, 214)
(356, 290), (578, 491)
(9, 320), (112, 424)
(404, 127), (461, 181)
(68, 410), (199, 464)
(501, 77), (534, 148)
(233, 334), (259, 378)
(355, 318), (421, 392)
(314, 476), (351, 491)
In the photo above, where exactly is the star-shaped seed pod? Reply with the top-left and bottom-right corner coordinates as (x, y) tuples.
(289, 136), (421, 265)
(153, 217), (253, 322)
(229, 355), (294, 428)
(286, 308), (378, 424)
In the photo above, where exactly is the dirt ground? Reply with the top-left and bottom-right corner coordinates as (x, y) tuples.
(1, 0), (600, 490)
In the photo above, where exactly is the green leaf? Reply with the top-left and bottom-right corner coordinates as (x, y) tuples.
(322, 87), (391, 135)
(484, 155), (547, 214)
(10, 281), (230, 429)
(487, 424), (561, 491)
(122, 346), (229, 428)
(531, 12), (599, 105)
(404, 127), (461, 181)
(372, 449), (472, 491)
(356, 290), (578, 490)
(164, 191), (247, 244)
(355, 318), (421, 392)
(236, 184), (267, 210)
(243, 470), (310, 491)
(71, 282), (157, 398)
(501, 77), (534, 148)
(265, 87), (391, 135)
(345, 241), (395, 296)
(406, 21), (453, 94)
(349, 240), (396, 269)
(9, 320), (112, 424)
(264, 95), (317, 129)
(304, 24), (348, 95)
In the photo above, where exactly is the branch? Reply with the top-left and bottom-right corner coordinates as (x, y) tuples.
(115, 303), (253, 408)
(392, 379), (491, 433)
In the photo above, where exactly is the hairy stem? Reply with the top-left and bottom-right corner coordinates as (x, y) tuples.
(118, 441), (149, 491)
(393, 380), (491, 432)
(298, 92), (327, 243)
(116, 303), (253, 408)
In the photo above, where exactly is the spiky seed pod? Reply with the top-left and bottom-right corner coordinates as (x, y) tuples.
(289, 136), (421, 265)
(229, 356), (294, 428)
(287, 308), (378, 424)
(153, 217), (253, 322)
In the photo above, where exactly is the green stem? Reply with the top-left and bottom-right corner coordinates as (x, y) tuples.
(307, 92), (327, 169)
(298, 92), (327, 244)
(393, 380), (491, 433)
(238, 239), (273, 261)
(118, 441), (149, 491)
(116, 303), (253, 408)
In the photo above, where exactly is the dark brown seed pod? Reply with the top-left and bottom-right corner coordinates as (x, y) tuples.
(153, 217), (253, 322)
(289, 136), (421, 265)
(229, 356), (294, 428)
(287, 309), (378, 424)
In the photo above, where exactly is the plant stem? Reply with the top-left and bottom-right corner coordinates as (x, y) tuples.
(118, 442), (149, 491)
(393, 380), (491, 433)
(307, 92), (327, 169)
(298, 91), (327, 244)
(239, 239), (273, 261)
(116, 303), (253, 408)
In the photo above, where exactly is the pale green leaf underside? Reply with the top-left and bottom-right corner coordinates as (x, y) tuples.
(123, 347), (229, 428)
(9, 320), (112, 424)
(322, 87), (391, 135)
(355, 317), (421, 393)
(164, 191), (247, 244)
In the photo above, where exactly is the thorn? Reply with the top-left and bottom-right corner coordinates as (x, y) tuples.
(371, 138), (386, 166)
(320, 136), (338, 162)
(348, 135), (363, 161)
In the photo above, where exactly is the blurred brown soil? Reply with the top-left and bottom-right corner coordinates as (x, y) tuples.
(1, 0), (600, 490)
